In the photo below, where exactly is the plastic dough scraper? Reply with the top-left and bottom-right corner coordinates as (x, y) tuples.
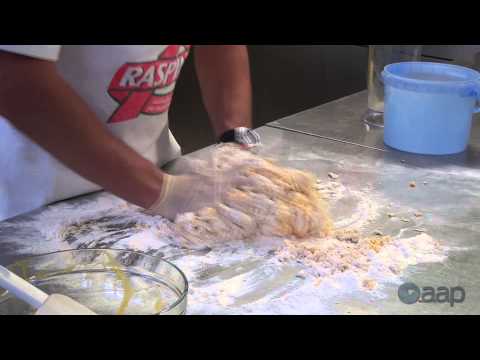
(0, 264), (96, 315)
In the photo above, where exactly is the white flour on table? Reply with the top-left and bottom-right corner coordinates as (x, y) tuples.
(2, 177), (447, 314)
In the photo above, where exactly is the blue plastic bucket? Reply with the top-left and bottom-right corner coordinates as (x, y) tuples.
(382, 62), (480, 155)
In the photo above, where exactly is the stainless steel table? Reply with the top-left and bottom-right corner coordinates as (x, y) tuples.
(1, 91), (479, 315)
(268, 90), (480, 168)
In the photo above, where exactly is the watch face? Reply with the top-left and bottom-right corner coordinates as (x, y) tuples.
(234, 127), (261, 147)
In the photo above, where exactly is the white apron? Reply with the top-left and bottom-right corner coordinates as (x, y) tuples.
(0, 45), (190, 221)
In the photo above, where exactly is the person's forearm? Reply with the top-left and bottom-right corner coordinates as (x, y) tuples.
(194, 45), (252, 137)
(0, 53), (163, 209)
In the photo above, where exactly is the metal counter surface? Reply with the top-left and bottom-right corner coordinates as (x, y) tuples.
(0, 93), (479, 314)
(268, 90), (480, 169)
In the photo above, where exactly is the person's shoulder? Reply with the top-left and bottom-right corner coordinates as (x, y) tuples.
(0, 45), (61, 61)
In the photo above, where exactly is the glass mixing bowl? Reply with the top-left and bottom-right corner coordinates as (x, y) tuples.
(0, 249), (188, 315)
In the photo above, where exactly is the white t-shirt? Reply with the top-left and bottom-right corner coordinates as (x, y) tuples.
(0, 45), (191, 221)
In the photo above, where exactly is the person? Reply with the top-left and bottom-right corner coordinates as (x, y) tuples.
(0, 45), (260, 221)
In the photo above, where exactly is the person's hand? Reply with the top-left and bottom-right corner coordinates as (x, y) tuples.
(146, 171), (253, 221)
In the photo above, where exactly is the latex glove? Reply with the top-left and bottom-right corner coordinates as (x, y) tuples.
(168, 143), (261, 174)
(146, 172), (253, 221)
(164, 157), (207, 176)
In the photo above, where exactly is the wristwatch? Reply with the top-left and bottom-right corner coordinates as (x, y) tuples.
(219, 127), (261, 147)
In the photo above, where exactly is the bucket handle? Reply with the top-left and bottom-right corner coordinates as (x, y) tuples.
(474, 82), (480, 114)
(475, 101), (480, 114)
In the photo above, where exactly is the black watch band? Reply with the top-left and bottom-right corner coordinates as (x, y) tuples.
(219, 129), (236, 143)
(218, 127), (261, 147)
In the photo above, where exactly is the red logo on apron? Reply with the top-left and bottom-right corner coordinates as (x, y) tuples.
(107, 45), (190, 124)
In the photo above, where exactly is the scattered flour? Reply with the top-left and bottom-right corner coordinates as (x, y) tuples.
(0, 148), (449, 314)
(278, 232), (443, 286)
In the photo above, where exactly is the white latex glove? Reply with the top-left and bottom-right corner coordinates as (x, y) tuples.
(146, 171), (253, 221)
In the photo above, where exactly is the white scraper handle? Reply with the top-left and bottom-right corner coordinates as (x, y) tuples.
(0, 264), (48, 309)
